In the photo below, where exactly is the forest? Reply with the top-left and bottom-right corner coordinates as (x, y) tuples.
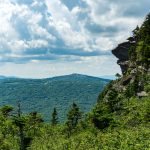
(0, 74), (109, 121)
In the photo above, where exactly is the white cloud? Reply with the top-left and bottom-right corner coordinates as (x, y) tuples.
(45, 0), (89, 50)
(0, 0), (55, 54)
(0, 0), (149, 77)
(0, 55), (120, 78)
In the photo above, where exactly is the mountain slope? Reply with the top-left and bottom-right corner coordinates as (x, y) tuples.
(0, 74), (109, 121)
(90, 13), (150, 130)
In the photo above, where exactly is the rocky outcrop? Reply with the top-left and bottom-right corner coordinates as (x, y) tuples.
(137, 91), (148, 98)
(112, 42), (131, 74)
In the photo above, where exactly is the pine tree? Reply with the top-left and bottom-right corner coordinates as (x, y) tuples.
(13, 102), (26, 150)
(115, 73), (121, 79)
(107, 89), (118, 112)
(51, 107), (58, 126)
(13, 102), (34, 150)
(28, 111), (43, 136)
(66, 103), (82, 136)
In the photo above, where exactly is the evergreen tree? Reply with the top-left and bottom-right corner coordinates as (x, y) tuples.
(107, 89), (119, 112)
(115, 73), (121, 79)
(66, 103), (82, 136)
(28, 111), (43, 136)
(13, 102), (26, 150)
(51, 107), (58, 126)
(133, 26), (139, 38)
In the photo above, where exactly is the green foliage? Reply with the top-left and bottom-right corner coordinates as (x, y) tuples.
(127, 13), (150, 69)
(106, 89), (119, 112)
(0, 105), (13, 117)
(136, 14), (150, 67)
(51, 108), (59, 126)
(66, 103), (82, 136)
(144, 75), (150, 93)
(28, 125), (150, 150)
(115, 73), (121, 78)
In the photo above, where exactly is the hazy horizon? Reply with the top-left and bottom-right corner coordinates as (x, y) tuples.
(0, 73), (116, 80)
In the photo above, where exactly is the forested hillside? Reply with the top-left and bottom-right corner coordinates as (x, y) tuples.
(0, 13), (150, 150)
(0, 74), (109, 121)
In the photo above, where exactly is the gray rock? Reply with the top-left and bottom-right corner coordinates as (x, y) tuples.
(137, 91), (148, 97)
(112, 41), (131, 74)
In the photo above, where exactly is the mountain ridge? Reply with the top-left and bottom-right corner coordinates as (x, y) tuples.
(0, 73), (110, 121)
(0, 73), (111, 81)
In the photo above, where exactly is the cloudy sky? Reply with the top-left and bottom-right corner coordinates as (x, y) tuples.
(0, 0), (149, 78)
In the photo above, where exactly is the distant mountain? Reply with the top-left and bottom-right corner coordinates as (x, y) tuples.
(0, 76), (7, 80)
(49, 73), (110, 82)
(0, 74), (110, 121)
(0, 75), (19, 80)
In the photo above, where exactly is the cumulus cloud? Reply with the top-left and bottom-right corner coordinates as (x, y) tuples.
(0, 0), (55, 60)
(0, 0), (149, 77)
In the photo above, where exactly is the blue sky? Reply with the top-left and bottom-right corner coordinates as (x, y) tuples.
(0, 0), (149, 78)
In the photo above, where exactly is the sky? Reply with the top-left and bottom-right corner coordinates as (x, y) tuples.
(0, 0), (150, 78)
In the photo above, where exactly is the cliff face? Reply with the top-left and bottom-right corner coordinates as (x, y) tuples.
(112, 42), (129, 61)
(112, 42), (131, 74)
(108, 13), (150, 97)
(90, 13), (150, 131)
